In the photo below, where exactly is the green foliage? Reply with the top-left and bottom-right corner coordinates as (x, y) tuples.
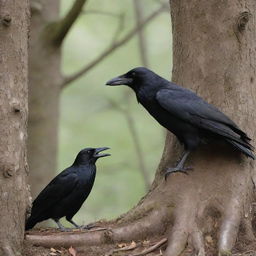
(59, 0), (172, 225)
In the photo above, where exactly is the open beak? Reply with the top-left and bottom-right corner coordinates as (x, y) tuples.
(106, 75), (133, 86)
(93, 147), (111, 158)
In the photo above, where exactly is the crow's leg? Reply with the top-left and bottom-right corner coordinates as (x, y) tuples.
(67, 219), (94, 230)
(165, 150), (192, 179)
(68, 219), (80, 228)
(53, 219), (71, 232)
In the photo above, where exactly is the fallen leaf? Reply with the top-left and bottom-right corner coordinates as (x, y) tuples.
(142, 240), (150, 246)
(115, 241), (137, 252)
(205, 235), (213, 244)
(50, 248), (57, 252)
(49, 253), (57, 256)
(117, 243), (127, 248)
(68, 246), (77, 256)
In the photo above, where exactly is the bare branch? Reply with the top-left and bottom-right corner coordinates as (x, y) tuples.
(133, 0), (149, 67)
(125, 109), (151, 190)
(83, 10), (121, 17)
(130, 238), (167, 256)
(61, 3), (167, 88)
(51, 0), (88, 46)
(110, 12), (125, 45)
(107, 98), (151, 191)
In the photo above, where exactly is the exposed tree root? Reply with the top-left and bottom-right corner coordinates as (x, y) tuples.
(242, 218), (256, 242)
(1, 245), (16, 256)
(26, 207), (171, 248)
(165, 199), (192, 256)
(218, 198), (241, 255)
(190, 230), (205, 256)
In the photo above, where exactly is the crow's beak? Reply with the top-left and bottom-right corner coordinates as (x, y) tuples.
(93, 147), (111, 158)
(106, 75), (133, 86)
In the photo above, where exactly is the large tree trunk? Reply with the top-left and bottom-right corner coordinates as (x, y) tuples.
(0, 0), (30, 255)
(28, 0), (62, 197)
(26, 1), (256, 255)
(160, 2), (256, 255)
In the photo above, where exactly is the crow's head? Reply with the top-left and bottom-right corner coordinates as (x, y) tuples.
(74, 147), (110, 165)
(106, 67), (157, 91)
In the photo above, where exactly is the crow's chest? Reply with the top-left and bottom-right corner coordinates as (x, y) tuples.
(137, 90), (168, 119)
(76, 169), (96, 194)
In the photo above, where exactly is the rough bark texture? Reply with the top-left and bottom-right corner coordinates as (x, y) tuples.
(25, 1), (256, 255)
(162, 1), (256, 254)
(28, 0), (62, 198)
(0, 0), (30, 255)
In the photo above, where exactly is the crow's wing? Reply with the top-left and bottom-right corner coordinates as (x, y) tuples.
(30, 168), (79, 220)
(156, 89), (251, 146)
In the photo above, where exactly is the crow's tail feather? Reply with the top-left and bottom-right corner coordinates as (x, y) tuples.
(25, 217), (37, 230)
(227, 139), (255, 160)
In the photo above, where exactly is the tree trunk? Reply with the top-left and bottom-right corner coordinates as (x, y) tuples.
(162, 1), (256, 254)
(0, 0), (30, 255)
(28, 0), (62, 197)
(26, 1), (256, 255)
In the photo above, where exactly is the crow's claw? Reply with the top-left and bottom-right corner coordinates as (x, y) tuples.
(80, 224), (95, 230)
(184, 166), (193, 171)
(164, 166), (193, 180)
(59, 227), (72, 232)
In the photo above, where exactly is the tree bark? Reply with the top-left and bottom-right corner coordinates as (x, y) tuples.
(0, 0), (30, 255)
(26, 1), (256, 255)
(28, 0), (62, 197)
(163, 1), (256, 254)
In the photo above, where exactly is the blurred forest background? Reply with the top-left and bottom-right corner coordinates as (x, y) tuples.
(54, 0), (171, 225)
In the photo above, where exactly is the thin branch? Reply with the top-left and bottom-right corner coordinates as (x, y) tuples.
(130, 238), (167, 256)
(105, 241), (138, 256)
(61, 3), (167, 88)
(125, 109), (151, 190)
(107, 99), (151, 191)
(82, 10), (121, 17)
(133, 0), (149, 67)
(110, 12), (125, 45)
(52, 0), (88, 46)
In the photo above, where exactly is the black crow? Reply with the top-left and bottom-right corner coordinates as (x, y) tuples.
(25, 147), (110, 231)
(106, 67), (254, 178)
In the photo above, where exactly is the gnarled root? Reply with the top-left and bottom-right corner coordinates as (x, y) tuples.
(26, 206), (171, 248)
(162, 148), (256, 256)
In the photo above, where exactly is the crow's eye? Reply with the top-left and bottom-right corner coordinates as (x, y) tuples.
(131, 72), (136, 77)
(87, 150), (91, 154)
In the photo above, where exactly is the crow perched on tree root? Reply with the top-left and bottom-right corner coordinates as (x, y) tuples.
(25, 147), (110, 231)
(106, 67), (254, 178)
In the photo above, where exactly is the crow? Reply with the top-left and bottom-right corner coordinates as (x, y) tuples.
(106, 67), (254, 178)
(25, 147), (110, 231)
